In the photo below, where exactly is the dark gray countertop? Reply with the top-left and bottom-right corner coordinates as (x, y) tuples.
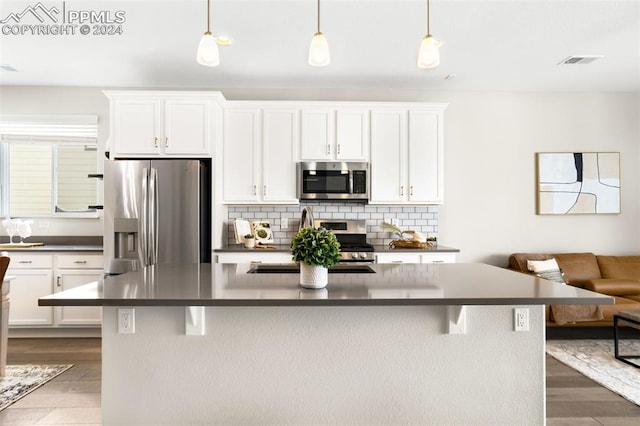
(39, 262), (612, 307)
(0, 245), (103, 252)
(215, 244), (460, 253)
(0, 236), (103, 252)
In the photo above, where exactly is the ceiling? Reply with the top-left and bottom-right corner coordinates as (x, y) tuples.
(0, 0), (638, 92)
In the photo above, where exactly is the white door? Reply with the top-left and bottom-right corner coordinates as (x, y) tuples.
(262, 109), (299, 203)
(7, 270), (54, 326)
(300, 109), (334, 160)
(370, 110), (407, 203)
(336, 109), (369, 160)
(408, 110), (443, 203)
(223, 108), (261, 202)
(113, 98), (162, 156)
(164, 100), (211, 155)
(55, 270), (103, 326)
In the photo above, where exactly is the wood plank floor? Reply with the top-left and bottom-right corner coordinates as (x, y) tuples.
(1, 338), (639, 425)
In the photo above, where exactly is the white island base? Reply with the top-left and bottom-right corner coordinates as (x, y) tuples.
(102, 305), (544, 424)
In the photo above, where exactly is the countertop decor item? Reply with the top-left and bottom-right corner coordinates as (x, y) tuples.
(243, 234), (255, 248)
(251, 221), (274, 244)
(290, 226), (341, 289)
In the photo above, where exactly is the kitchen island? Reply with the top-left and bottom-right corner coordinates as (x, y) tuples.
(40, 263), (612, 425)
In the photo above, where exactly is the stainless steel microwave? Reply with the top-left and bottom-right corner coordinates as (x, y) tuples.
(297, 162), (369, 201)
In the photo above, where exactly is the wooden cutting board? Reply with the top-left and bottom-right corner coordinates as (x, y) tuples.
(0, 242), (44, 248)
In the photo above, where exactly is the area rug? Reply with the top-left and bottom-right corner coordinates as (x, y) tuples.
(546, 339), (640, 406)
(0, 364), (73, 411)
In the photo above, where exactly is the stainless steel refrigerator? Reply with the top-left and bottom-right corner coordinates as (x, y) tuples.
(103, 159), (211, 275)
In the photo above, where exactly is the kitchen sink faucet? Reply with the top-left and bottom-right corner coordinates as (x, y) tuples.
(299, 206), (314, 231)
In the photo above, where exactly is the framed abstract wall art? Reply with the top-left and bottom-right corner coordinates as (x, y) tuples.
(536, 152), (620, 215)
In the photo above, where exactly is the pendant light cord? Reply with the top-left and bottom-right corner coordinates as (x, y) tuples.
(206, 0), (211, 34)
(426, 0), (430, 35)
(317, 0), (321, 33)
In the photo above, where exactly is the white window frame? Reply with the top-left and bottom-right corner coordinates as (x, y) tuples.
(0, 114), (100, 218)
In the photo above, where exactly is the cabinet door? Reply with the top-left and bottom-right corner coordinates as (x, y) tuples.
(223, 108), (261, 202)
(336, 109), (369, 160)
(164, 100), (211, 155)
(113, 98), (162, 156)
(7, 270), (54, 326)
(55, 270), (103, 326)
(408, 110), (443, 204)
(300, 109), (334, 160)
(370, 110), (407, 203)
(262, 109), (299, 203)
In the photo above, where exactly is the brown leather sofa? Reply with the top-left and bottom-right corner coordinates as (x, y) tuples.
(508, 253), (640, 327)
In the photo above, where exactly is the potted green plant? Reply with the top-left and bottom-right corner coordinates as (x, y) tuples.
(290, 226), (341, 289)
(243, 233), (255, 248)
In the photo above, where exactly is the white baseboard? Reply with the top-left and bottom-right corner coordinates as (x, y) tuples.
(9, 327), (101, 338)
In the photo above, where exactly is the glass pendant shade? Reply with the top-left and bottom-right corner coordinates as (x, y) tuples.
(308, 32), (330, 67)
(197, 32), (220, 67)
(417, 35), (440, 69)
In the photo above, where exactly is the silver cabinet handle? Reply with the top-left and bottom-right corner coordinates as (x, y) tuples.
(253, 185), (257, 196)
(19, 260), (32, 264)
(327, 144), (331, 155)
(74, 260), (87, 264)
(400, 186), (404, 196)
(154, 137), (159, 148)
(337, 144), (341, 154)
(263, 185), (267, 196)
(392, 260), (404, 264)
(165, 137), (169, 148)
(56, 276), (61, 287)
(410, 186), (414, 196)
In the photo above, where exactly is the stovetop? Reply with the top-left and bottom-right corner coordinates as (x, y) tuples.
(314, 219), (375, 261)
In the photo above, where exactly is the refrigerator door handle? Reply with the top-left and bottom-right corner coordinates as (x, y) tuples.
(141, 168), (150, 266)
(149, 167), (159, 265)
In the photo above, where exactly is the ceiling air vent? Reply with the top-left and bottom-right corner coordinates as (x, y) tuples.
(558, 55), (603, 65)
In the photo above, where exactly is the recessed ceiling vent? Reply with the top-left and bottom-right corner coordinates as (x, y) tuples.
(558, 55), (603, 65)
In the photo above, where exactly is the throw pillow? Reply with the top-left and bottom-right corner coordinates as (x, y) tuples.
(527, 258), (566, 284)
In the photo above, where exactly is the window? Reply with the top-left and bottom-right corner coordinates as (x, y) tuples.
(0, 115), (99, 217)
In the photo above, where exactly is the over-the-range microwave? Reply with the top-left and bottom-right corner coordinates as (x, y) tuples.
(297, 162), (369, 201)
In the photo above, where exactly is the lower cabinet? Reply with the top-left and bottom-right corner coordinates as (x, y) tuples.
(375, 252), (456, 264)
(7, 252), (102, 328)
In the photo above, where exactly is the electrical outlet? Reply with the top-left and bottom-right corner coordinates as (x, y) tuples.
(118, 308), (135, 334)
(514, 308), (529, 332)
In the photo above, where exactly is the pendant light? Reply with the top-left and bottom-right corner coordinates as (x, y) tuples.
(308, 0), (330, 66)
(197, 0), (219, 67)
(417, 0), (441, 69)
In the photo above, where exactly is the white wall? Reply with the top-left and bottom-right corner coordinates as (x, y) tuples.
(2, 86), (638, 263)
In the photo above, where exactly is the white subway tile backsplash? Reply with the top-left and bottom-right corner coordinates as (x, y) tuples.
(226, 203), (439, 245)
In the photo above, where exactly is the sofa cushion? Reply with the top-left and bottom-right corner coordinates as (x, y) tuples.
(552, 253), (601, 287)
(597, 256), (640, 281)
(508, 253), (553, 273)
(585, 278), (640, 296)
(527, 258), (560, 273)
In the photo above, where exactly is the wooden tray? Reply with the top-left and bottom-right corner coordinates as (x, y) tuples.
(388, 240), (434, 249)
(0, 242), (44, 248)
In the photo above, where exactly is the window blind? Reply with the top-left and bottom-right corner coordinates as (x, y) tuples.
(0, 114), (98, 144)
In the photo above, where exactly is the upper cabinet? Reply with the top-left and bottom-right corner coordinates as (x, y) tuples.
(222, 106), (298, 204)
(104, 91), (223, 158)
(370, 104), (446, 205)
(300, 108), (369, 161)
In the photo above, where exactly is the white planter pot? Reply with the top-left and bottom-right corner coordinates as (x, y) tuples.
(299, 263), (328, 289)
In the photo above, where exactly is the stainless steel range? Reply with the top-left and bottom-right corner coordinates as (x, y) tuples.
(314, 219), (374, 262)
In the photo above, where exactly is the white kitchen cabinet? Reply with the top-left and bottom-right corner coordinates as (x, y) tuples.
(370, 105), (446, 204)
(7, 252), (103, 328)
(222, 107), (298, 204)
(375, 252), (456, 264)
(7, 253), (54, 326)
(335, 108), (369, 160)
(54, 254), (103, 326)
(300, 108), (369, 161)
(300, 108), (334, 160)
(105, 91), (220, 157)
(216, 252), (294, 264)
